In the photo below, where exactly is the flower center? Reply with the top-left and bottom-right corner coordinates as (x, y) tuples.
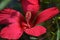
(22, 22), (31, 29)
(22, 11), (31, 29)
(26, 11), (31, 23)
(26, 11), (31, 27)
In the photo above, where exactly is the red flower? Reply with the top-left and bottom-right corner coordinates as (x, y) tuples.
(0, 7), (59, 39)
(0, 0), (59, 40)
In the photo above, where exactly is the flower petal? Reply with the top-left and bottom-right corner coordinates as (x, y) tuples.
(21, 0), (39, 12)
(35, 7), (59, 24)
(21, 0), (40, 23)
(24, 26), (46, 36)
(0, 8), (25, 25)
(0, 8), (24, 39)
(0, 8), (24, 21)
(1, 23), (23, 39)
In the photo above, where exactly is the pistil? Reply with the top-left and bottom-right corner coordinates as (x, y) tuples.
(25, 11), (31, 28)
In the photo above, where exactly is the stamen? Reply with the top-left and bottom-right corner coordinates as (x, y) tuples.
(26, 11), (31, 22)
(25, 11), (31, 28)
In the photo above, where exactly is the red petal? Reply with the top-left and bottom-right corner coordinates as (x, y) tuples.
(0, 8), (24, 20)
(21, 0), (39, 12)
(35, 7), (59, 24)
(21, 0), (40, 23)
(1, 23), (23, 39)
(0, 8), (24, 39)
(0, 8), (25, 24)
(24, 26), (46, 36)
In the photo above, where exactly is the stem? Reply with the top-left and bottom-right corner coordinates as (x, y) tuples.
(0, 0), (11, 10)
(55, 17), (60, 40)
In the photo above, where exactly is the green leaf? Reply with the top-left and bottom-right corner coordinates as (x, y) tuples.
(0, 0), (11, 10)
(57, 29), (60, 40)
(55, 17), (60, 40)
